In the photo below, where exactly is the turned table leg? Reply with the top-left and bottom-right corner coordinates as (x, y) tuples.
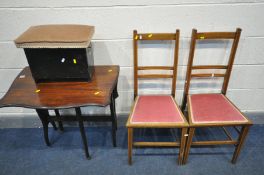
(36, 109), (51, 146)
(110, 94), (117, 147)
(54, 109), (64, 131)
(75, 107), (91, 159)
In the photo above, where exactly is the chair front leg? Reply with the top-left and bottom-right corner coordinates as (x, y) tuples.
(183, 127), (195, 164)
(178, 127), (188, 165)
(231, 125), (250, 164)
(128, 127), (133, 165)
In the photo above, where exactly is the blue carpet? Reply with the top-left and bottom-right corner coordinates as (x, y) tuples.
(0, 125), (263, 175)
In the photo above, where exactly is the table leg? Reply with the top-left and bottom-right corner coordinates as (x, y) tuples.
(110, 94), (117, 147)
(112, 83), (118, 131)
(36, 109), (51, 146)
(55, 109), (64, 131)
(112, 94), (117, 131)
(75, 107), (91, 159)
(113, 82), (119, 99)
(50, 121), (58, 130)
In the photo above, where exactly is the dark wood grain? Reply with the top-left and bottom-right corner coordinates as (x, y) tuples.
(0, 65), (119, 109)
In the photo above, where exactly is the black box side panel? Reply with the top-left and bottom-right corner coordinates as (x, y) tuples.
(24, 48), (93, 82)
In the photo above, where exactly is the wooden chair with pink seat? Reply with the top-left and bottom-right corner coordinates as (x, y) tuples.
(181, 28), (253, 164)
(126, 30), (189, 165)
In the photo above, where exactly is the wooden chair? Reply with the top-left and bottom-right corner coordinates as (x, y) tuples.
(181, 28), (253, 164)
(126, 30), (189, 165)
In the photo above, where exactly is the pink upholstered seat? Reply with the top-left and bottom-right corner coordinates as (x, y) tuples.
(189, 94), (248, 124)
(130, 95), (184, 123)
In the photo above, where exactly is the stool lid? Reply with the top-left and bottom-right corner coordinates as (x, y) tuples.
(14, 24), (95, 48)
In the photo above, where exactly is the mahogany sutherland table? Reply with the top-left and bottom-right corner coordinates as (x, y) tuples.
(0, 65), (119, 159)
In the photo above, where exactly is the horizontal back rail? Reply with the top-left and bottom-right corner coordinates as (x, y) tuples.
(135, 33), (176, 40)
(191, 73), (226, 78)
(196, 32), (236, 40)
(137, 66), (174, 70)
(192, 65), (228, 70)
(138, 74), (173, 79)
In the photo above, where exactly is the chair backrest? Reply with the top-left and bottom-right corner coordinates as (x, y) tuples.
(133, 30), (180, 99)
(181, 28), (242, 110)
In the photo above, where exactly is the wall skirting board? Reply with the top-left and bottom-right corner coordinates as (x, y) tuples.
(0, 112), (263, 128)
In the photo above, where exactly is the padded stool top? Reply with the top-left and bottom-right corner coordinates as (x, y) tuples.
(189, 94), (248, 124)
(14, 24), (94, 48)
(130, 95), (185, 123)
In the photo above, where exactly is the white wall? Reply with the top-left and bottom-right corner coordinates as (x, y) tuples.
(0, 0), (263, 116)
